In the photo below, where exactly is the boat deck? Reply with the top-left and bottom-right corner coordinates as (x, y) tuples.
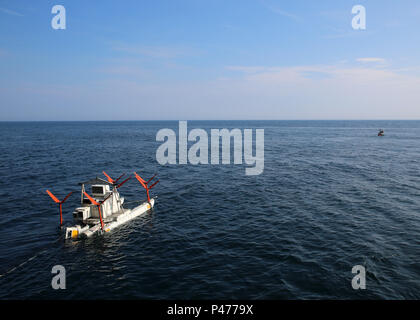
(86, 208), (130, 225)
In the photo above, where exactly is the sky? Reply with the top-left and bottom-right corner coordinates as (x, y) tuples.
(1, 0), (420, 120)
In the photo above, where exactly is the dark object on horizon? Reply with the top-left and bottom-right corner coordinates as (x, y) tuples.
(378, 129), (384, 136)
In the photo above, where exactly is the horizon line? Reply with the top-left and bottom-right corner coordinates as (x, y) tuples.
(1, 119), (420, 122)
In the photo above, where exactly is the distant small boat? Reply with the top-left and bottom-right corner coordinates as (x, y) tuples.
(378, 129), (384, 136)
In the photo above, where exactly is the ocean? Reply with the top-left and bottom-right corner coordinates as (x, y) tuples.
(0, 120), (419, 299)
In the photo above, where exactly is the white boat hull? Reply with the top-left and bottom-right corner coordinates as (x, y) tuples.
(65, 198), (155, 239)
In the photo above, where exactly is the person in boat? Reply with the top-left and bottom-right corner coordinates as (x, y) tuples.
(378, 129), (384, 136)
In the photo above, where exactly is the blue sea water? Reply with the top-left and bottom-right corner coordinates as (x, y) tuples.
(0, 120), (419, 299)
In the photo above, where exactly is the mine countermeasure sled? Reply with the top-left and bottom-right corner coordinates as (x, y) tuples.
(46, 171), (159, 239)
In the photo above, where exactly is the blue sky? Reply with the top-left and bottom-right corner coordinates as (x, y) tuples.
(1, 0), (420, 120)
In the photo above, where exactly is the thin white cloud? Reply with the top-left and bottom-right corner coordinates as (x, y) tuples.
(260, 0), (302, 22)
(322, 29), (378, 39)
(269, 8), (301, 21)
(226, 66), (269, 74)
(112, 45), (202, 59)
(357, 58), (387, 63)
(97, 65), (146, 76)
(0, 7), (23, 17)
